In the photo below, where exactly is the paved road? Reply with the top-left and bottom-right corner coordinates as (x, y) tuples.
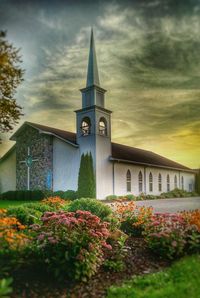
(135, 197), (200, 213)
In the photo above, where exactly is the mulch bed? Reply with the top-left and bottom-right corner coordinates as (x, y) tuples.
(11, 237), (170, 298)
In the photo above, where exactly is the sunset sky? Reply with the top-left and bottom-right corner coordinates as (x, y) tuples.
(0, 0), (200, 168)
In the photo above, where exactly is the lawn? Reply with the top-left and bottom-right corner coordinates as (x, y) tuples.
(107, 255), (200, 298)
(0, 200), (34, 208)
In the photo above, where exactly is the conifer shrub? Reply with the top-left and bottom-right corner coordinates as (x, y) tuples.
(195, 169), (200, 194)
(77, 152), (96, 198)
(67, 198), (112, 221)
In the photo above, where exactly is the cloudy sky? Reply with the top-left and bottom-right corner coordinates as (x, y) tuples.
(0, 0), (200, 168)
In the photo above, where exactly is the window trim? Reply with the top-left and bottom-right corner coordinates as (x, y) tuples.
(167, 174), (170, 192)
(158, 173), (162, 192)
(138, 171), (143, 193)
(149, 172), (153, 192)
(99, 117), (107, 136)
(126, 169), (131, 192)
(81, 117), (91, 136)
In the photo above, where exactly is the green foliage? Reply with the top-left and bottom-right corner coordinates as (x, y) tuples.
(77, 152), (96, 198)
(125, 194), (135, 201)
(30, 210), (111, 281)
(104, 235), (127, 272)
(105, 195), (118, 201)
(0, 190), (46, 201)
(105, 188), (198, 202)
(144, 213), (200, 259)
(0, 278), (13, 298)
(0, 31), (24, 136)
(161, 188), (198, 199)
(62, 190), (77, 200)
(195, 169), (200, 194)
(52, 190), (65, 198)
(6, 206), (42, 225)
(106, 255), (200, 298)
(67, 198), (112, 221)
(6, 202), (57, 225)
(42, 190), (77, 200)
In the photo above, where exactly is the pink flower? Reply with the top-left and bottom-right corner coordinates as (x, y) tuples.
(37, 234), (45, 241)
(172, 241), (177, 247)
(102, 242), (112, 250)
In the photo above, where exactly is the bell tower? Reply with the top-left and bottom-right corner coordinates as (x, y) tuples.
(75, 28), (113, 199)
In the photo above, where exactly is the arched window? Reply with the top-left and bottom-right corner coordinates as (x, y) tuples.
(158, 173), (162, 192)
(167, 174), (170, 192)
(174, 175), (178, 189)
(181, 176), (184, 190)
(126, 170), (131, 192)
(138, 171), (143, 193)
(99, 117), (107, 136)
(149, 172), (153, 192)
(81, 117), (91, 136)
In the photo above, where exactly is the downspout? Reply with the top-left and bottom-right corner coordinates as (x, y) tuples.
(112, 161), (115, 195)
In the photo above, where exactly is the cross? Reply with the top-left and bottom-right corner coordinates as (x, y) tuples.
(19, 147), (39, 190)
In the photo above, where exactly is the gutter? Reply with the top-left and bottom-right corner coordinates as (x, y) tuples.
(109, 157), (195, 174)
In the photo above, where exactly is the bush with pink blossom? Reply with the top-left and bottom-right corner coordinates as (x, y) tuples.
(144, 212), (200, 259)
(31, 210), (112, 281)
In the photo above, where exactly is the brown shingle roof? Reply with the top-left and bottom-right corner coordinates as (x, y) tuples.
(27, 122), (77, 144)
(9, 121), (193, 172)
(111, 142), (191, 171)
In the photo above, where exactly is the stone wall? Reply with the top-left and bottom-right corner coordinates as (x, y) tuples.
(16, 125), (53, 190)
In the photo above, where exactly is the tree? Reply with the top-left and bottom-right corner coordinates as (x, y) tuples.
(195, 169), (200, 194)
(77, 152), (96, 198)
(0, 31), (24, 137)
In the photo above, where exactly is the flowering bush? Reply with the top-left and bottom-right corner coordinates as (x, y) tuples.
(0, 209), (30, 251)
(182, 210), (200, 232)
(41, 196), (69, 209)
(31, 210), (111, 281)
(144, 212), (200, 259)
(112, 202), (153, 236)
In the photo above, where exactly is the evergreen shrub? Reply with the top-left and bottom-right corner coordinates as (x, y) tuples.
(67, 198), (112, 221)
(77, 153), (96, 198)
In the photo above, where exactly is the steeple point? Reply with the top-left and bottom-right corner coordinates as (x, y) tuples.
(86, 28), (100, 87)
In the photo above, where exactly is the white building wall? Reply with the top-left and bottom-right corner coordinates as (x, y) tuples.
(112, 162), (195, 197)
(0, 149), (16, 193)
(53, 138), (80, 191)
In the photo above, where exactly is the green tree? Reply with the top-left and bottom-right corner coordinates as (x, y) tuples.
(77, 152), (96, 198)
(195, 169), (200, 194)
(0, 31), (24, 137)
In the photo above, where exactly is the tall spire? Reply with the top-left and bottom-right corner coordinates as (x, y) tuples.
(86, 28), (100, 87)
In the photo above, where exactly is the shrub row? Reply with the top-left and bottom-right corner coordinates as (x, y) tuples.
(0, 189), (78, 201)
(106, 188), (199, 201)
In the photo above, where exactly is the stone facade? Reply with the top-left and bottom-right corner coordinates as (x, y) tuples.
(16, 126), (53, 190)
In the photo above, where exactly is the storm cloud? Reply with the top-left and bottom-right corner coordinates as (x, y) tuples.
(0, 0), (200, 168)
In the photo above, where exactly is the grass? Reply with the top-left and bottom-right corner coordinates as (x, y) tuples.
(0, 200), (34, 208)
(107, 255), (200, 298)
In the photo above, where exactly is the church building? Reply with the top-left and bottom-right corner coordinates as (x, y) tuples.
(0, 30), (196, 199)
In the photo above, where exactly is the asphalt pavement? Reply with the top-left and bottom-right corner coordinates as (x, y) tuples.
(135, 197), (200, 213)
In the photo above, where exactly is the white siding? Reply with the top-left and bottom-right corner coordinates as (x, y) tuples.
(112, 162), (196, 197)
(53, 138), (80, 191)
(0, 149), (16, 193)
